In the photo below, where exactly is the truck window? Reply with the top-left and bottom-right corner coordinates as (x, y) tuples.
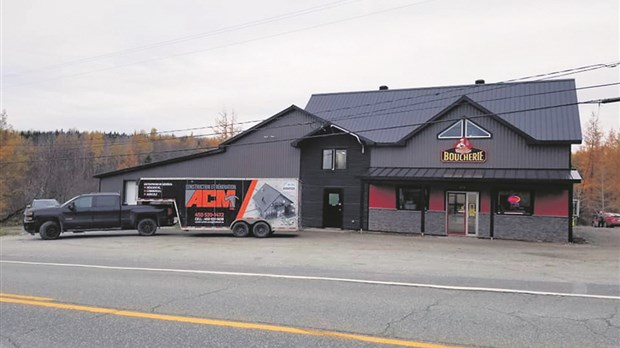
(95, 195), (120, 208)
(73, 196), (93, 208)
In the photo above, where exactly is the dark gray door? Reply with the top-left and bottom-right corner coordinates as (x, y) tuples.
(92, 195), (121, 229)
(63, 196), (94, 229)
(323, 188), (343, 228)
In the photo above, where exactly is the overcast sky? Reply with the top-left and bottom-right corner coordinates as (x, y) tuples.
(2, 0), (619, 140)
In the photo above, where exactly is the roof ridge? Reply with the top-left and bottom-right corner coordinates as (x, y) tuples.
(309, 79), (575, 97)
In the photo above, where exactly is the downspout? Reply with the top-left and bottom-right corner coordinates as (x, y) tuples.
(330, 124), (365, 154)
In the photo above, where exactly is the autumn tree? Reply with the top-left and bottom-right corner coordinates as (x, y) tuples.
(573, 113), (620, 221)
(214, 109), (242, 142)
(0, 111), (30, 220)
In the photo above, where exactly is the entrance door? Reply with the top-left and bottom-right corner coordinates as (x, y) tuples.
(446, 191), (478, 236)
(323, 188), (343, 228)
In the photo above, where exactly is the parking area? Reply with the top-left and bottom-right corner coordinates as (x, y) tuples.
(1, 225), (618, 297)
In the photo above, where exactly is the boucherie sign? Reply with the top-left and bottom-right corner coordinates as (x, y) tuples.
(441, 137), (486, 163)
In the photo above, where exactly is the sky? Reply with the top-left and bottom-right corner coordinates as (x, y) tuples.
(2, 0), (619, 142)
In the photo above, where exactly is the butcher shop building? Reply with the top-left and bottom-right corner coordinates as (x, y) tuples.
(96, 79), (582, 242)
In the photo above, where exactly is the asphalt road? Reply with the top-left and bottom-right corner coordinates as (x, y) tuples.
(1, 227), (619, 347)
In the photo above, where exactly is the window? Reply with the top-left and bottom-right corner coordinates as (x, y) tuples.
(73, 196), (93, 208)
(322, 149), (347, 170)
(438, 119), (491, 139)
(95, 195), (119, 208)
(397, 187), (425, 211)
(497, 191), (533, 215)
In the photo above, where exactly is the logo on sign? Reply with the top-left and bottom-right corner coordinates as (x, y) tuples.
(441, 137), (486, 163)
(186, 190), (238, 210)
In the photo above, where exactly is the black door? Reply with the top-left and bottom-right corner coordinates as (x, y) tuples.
(92, 195), (121, 229)
(63, 196), (94, 229)
(323, 188), (343, 228)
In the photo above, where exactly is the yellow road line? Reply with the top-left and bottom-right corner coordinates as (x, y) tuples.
(0, 297), (459, 348)
(0, 293), (54, 301)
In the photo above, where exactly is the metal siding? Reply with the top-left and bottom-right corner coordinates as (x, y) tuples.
(299, 133), (371, 230)
(98, 110), (320, 192)
(370, 103), (570, 168)
(305, 80), (581, 143)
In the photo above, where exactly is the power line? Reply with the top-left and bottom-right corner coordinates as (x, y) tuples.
(3, 80), (618, 150)
(5, 61), (616, 148)
(10, 0), (361, 77)
(6, 0), (436, 88)
(0, 97), (610, 165)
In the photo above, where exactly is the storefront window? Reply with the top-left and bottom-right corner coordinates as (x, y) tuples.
(397, 187), (425, 211)
(497, 191), (533, 215)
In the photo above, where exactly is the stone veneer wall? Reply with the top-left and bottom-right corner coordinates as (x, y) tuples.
(368, 209), (422, 234)
(477, 213), (491, 238)
(368, 210), (566, 242)
(493, 215), (568, 242)
(424, 211), (446, 235)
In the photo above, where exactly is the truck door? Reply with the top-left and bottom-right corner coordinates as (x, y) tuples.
(92, 195), (121, 229)
(63, 196), (94, 229)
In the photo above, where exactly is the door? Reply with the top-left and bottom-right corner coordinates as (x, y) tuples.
(323, 188), (343, 228)
(446, 191), (478, 236)
(124, 180), (138, 205)
(92, 195), (121, 229)
(63, 196), (94, 229)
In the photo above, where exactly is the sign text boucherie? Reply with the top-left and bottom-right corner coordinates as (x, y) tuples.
(441, 137), (486, 163)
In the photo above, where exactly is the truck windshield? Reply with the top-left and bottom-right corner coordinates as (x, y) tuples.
(61, 196), (80, 207)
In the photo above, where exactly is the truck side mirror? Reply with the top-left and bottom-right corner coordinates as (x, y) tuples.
(68, 202), (76, 211)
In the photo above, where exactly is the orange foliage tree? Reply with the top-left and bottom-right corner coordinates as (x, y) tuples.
(572, 113), (620, 222)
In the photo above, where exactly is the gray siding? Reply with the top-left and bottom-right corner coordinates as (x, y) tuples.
(100, 110), (321, 192)
(299, 133), (370, 230)
(371, 102), (570, 169)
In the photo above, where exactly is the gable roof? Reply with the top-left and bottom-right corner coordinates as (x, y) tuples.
(95, 105), (323, 178)
(304, 79), (582, 144)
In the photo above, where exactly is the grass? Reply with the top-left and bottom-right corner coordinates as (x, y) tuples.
(0, 225), (24, 236)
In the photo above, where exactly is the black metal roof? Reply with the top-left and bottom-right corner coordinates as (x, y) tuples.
(305, 79), (582, 144)
(364, 167), (581, 183)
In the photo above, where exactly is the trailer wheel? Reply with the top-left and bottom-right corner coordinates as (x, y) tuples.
(232, 222), (250, 237)
(137, 218), (158, 236)
(252, 222), (271, 238)
(40, 221), (61, 240)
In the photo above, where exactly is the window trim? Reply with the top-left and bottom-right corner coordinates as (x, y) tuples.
(322, 148), (347, 170)
(396, 186), (427, 211)
(495, 190), (534, 216)
(438, 119), (491, 139)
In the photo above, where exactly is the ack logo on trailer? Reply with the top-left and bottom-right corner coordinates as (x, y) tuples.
(185, 190), (238, 210)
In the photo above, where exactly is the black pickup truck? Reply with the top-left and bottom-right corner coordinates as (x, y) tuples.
(23, 193), (175, 240)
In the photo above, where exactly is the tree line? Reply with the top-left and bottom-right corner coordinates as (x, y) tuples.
(0, 111), (240, 222)
(572, 113), (620, 222)
(1, 111), (617, 225)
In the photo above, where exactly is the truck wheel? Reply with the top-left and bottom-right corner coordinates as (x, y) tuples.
(252, 222), (271, 238)
(40, 221), (61, 240)
(232, 222), (250, 237)
(137, 218), (158, 236)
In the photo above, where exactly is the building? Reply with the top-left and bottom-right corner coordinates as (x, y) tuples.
(96, 79), (582, 242)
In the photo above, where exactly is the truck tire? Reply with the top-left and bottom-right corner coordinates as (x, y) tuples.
(137, 218), (158, 236)
(232, 222), (250, 237)
(39, 221), (61, 240)
(252, 222), (271, 238)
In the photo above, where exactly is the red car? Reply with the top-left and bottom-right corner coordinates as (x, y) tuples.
(592, 212), (620, 228)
